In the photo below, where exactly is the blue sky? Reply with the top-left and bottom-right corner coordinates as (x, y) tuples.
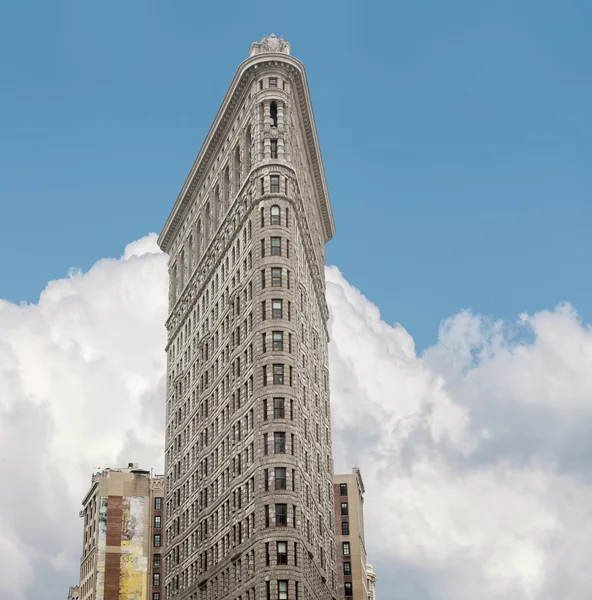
(1, 0), (591, 351)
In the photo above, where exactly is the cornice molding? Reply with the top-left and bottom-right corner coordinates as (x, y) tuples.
(158, 52), (335, 254)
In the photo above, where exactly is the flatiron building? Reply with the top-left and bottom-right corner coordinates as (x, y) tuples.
(158, 34), (337, 600)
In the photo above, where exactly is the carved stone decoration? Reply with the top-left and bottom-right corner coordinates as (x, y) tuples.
(249, 33), (291, 57)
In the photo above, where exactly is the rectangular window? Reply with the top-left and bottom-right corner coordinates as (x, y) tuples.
(271, 236), (281, 255)
(263, 365), (268, 386)
(264, 433), (269, 455)
(263, 399), (268, 420)
(276, 504), (288, 527)
(344, 582), (353, 597)
(262, 332), (267, 353)
(343, 541), (350, 556)
(341, 502), (348, 516)
(262, 300), (267, 320)
(344, 561), (352, 576)
(265, 505), (270, 528)
(277, 541), (287, 564)
(273, 364), (284, 384)
(275, 467), (286, 490)
(270, 175), (280, 193)
(265, 468), (269, 490)
(153, 594), (160, 600)
(261, 238), (266, 257)
(341, 521), (349, 535)
(153, 554), (160, 568)
(153, 534), (161, 547)
(266, 541), (271, 565)
(273, 397), (285, 418)
(272, 331), (284, 351)
(153, 573), (160, 587)
(274, 432), (286, 454)
(154, 497), (162, 511)
(271, 139), (278, 159)
(278, 579), (288, 600)
(261, 269), (266, 288)
(269, 77), (278, 88)
(340, 483), (348, 497)
(154, 515), (161, 528)
(271, 268), (282, 287)
(272, 299), (282, 319)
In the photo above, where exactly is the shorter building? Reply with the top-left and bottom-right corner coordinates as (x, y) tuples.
(334, 468), (376, 599)
(67, 585), (80, 600)
(78, 463), (164, 600)
(367, 563), (377, 600)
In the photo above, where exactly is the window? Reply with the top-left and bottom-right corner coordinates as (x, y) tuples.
(261, 269), (266, 288)
(273, 364), (284, 384)
(272, 299), (283, 319)
(273, 397), (285, 418)
(271, 237), (281, 255)
(340, 483), (348, 497)
(272, 331), (284, 351)
(259, 80), (264, 90)
(344, 562), (351, 576)
(342, 542), (350, 556)
(264, 433), (269, 455)
(276, 504), (287, 527)
(274, 432), (286, 453)
(271, 139), (278, 159)
(271, 205), (281, 225)
(265, 505), (270, 527)
(341, 502), (348, 516)
(154, 534), (161, 547)
(278, 580), (288, 600)
(277, 541), (287, 564)
(271, 268), (282, 287)
(153, 594), (160, 600)
(154, 515), (161, 528)
(262, 332), (267, 353)
(341, 521), (349, 535)
(263, 399), (268, 420)
(270, 102), (278, 127)
(154, 497), (162, 511)
(265, 468), (269, 490)
(275, 467), (286, 489)
(269, 77), (278, 88)
(153, 573), (160, 587)
(270, 174), (280, 193)
(153, 554), (160, 568)
(344, 582), (353, 597)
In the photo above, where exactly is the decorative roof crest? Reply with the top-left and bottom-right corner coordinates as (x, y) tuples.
(249, 33), (291, 57)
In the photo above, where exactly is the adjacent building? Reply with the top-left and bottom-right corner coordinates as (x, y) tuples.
(158, 34), (338, 600)
(67, 585), (80, 600)
(77, 464), (165, 600)
(334, 469), (375, 600)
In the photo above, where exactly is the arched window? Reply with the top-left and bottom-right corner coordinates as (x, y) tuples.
(224, 166), (230, 210)
(271, 205), (281, 226)
(234, 146), (241, 192)
(245, 125), (252, 173)
(270, 102), (278, 127)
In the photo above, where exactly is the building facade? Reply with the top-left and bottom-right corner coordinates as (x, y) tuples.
(334, 469), (373, 600)
(67, 585), (80, 600)
(158, 35), (337, 600)
(78, 464), (165, 600)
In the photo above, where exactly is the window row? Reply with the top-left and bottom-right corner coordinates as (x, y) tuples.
(262, 364), (293, 386)
(262, 397), (294, 420)
(261, 299), (291, 321)
(261, 204), (289, 227)
(261, 236), (290, 258)
(262, 331), (292, 353)
(261, 267), (291, 289)
(264, 503), (297, 528)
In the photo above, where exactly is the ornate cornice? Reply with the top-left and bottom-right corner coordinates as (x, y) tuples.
(158, 51), (335, 254)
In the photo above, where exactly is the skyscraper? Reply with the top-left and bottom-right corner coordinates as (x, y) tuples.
(158, 35), (337, 600)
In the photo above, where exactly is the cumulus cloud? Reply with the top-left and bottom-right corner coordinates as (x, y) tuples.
(1, 237), (591, 599)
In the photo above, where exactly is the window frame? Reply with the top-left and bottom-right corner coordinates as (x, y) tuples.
(271, 205), (281, 225)
(274, 431), (286, 454)
(273, 396), (285, 418)
(275, 466), (287, 490)
(270, 174), (280, 193)
(275, 504), (288, 527)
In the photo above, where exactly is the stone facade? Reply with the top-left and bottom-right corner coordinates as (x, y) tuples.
(158, 35), (337, 600)
(77, 464), (165, 600)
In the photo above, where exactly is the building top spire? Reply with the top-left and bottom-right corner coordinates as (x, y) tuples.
(249, 33), (291, 57)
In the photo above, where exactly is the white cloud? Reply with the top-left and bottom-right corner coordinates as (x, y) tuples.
(1, 238), (591, 599)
